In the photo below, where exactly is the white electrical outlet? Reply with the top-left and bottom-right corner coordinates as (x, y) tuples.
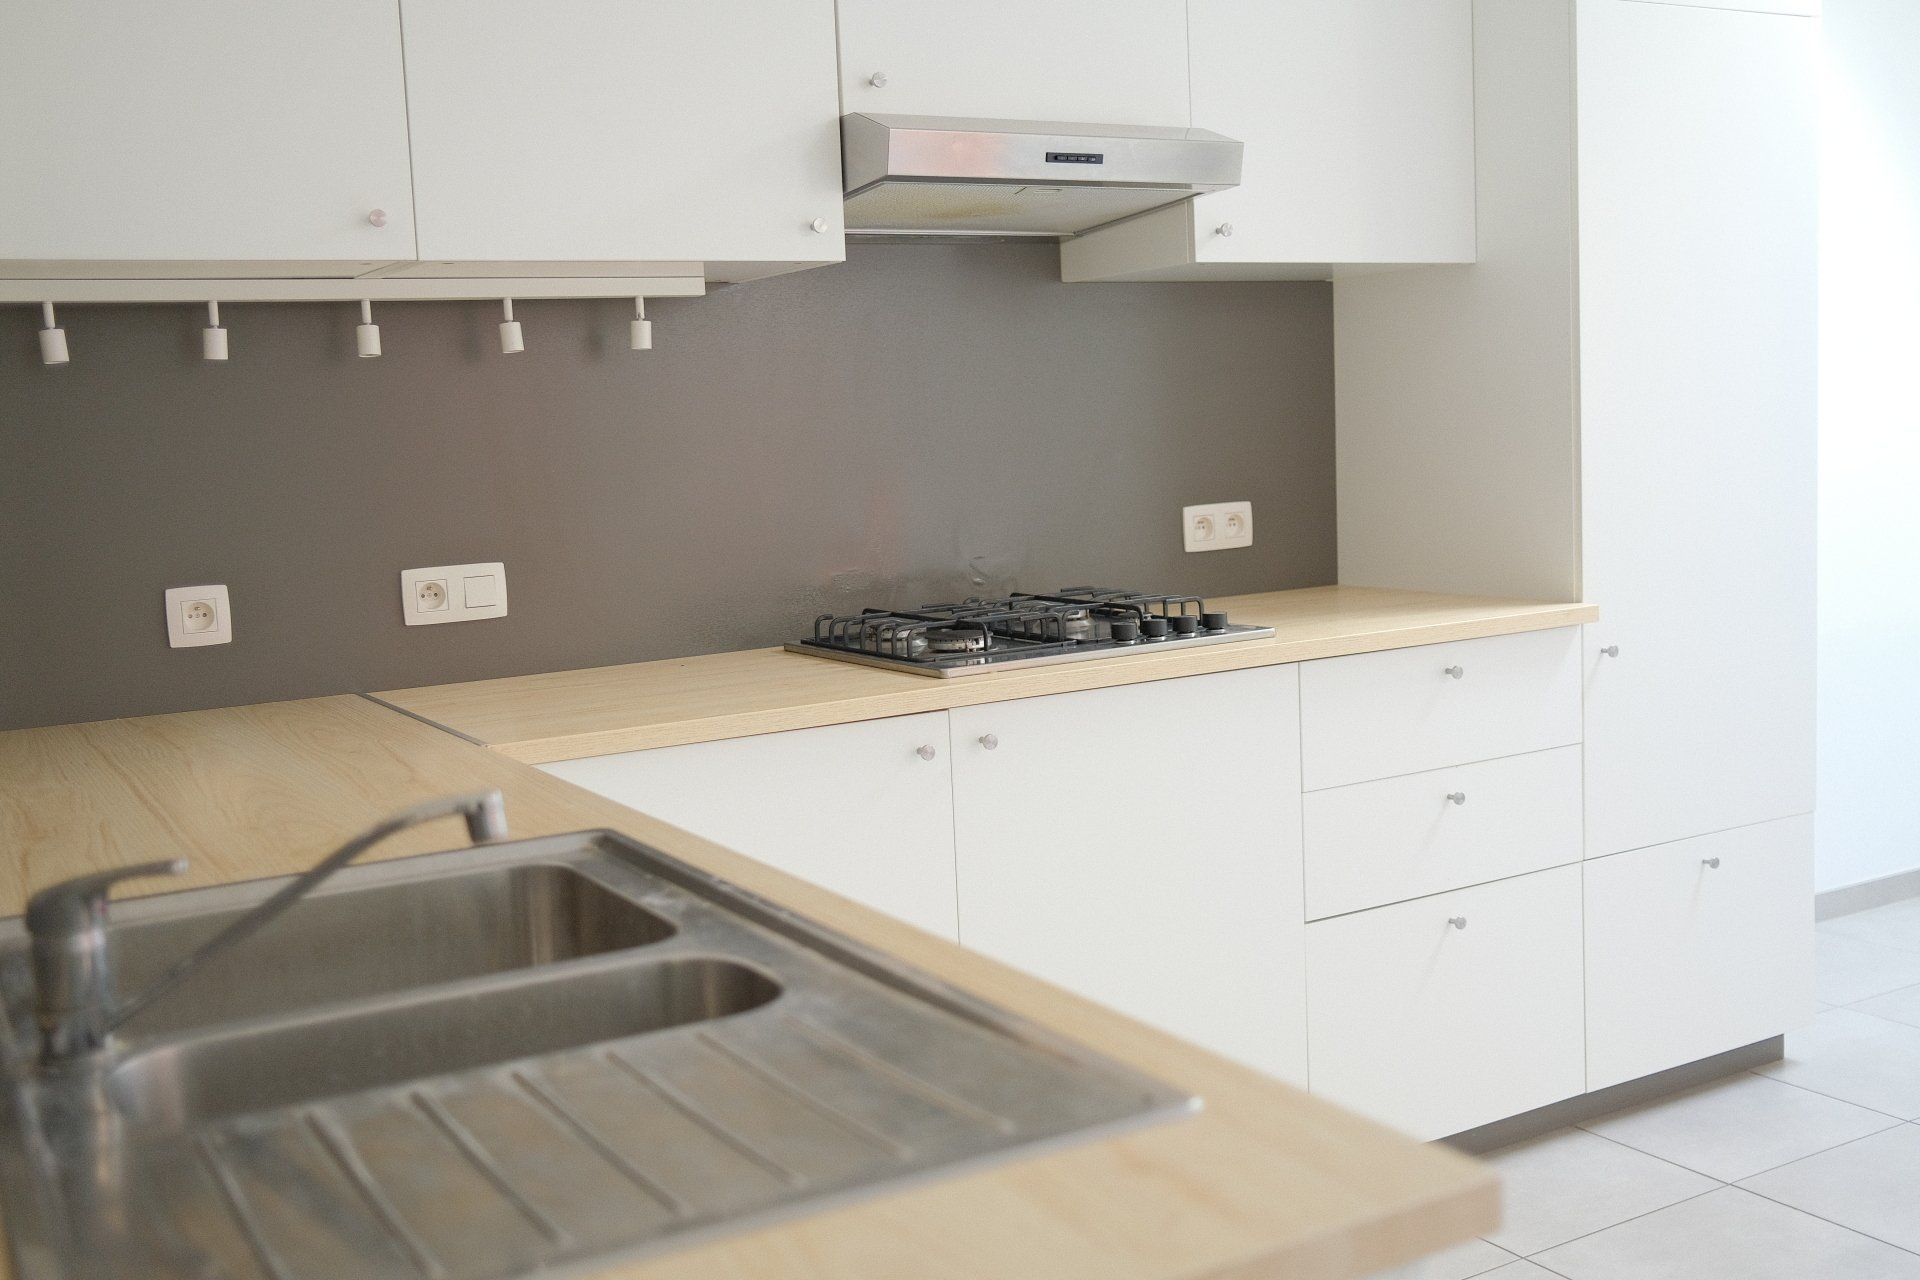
(165, 584), (232, 647)
(402, 562), (507, 625)
(1183, 501), (1254, 552)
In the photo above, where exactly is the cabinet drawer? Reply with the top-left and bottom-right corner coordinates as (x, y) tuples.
(1304, 747), (1583, 920)
(1306, 865), (1585, 1140)
(1299, 628), (1582, 790)
(1585, 816), (1814, 1090)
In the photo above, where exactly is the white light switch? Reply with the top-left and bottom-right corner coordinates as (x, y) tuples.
(402, 562), (507, 625)
(165, 584), (232, 647)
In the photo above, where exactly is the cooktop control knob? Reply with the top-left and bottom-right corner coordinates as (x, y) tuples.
(1201, 611), (1229, 632)
(1110, 620), (1141, 643)
(1141, 617), (1171, 639)
(1170, 614), (1201, 636)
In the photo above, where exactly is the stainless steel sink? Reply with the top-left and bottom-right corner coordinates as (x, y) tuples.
(0, 831), (1192, 1280)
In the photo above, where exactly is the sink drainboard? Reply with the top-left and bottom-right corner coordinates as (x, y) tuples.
(0, 830), (1194, 1280)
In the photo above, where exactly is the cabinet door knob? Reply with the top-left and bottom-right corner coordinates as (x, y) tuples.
(1600, 645), (1620, 658)
(1448, 916), (1468, 931)
(1702, 856), (1721, 869)
(868, 71), (888, 88)
(367, 208), (388, 228)
(915, 744), (937, 761)
(1444, 665), (1465, 680)
(1214, 222), (1234, 238)
(1446, 791), (1467, 806)
(979, 734), (999, 751)
(810, 217), (830, 234)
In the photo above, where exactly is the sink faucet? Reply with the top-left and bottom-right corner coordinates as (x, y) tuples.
(25, 790), (508, 1066)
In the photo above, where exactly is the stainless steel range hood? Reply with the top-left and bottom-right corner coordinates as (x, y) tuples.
(841, 113), (1242, 238)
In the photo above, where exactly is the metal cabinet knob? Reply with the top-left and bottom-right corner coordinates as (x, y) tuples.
(915, 744), (937, 761)
(1448, 916), (1468, 931)
(1444, 665), (1465, 680)
(979, 734), (999, 751)
(1447, 791), (1467, 806)
(1215, 222), (1234, 237)
(1600, 645), (1620, 658)
(367, 208), (388, 228)
(868, 72), (888, 88)
(1702, 856), (1721, 869)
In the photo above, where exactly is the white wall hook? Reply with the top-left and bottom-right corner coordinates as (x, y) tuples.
(201, 300), (228, 361)
(38, 302), (69, 366)
(355, 299), (381, 358)
(629, 297), (652, 351)
(498, 298), (524, 354)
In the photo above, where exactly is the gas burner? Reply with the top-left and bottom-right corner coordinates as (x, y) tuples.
(923, 626), (992, 655)
(788, 587), (1275, 678)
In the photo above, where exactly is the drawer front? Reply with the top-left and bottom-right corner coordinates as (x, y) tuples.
(1304, 747), (1584, 920)
(1585, 816), (1814, 1090)
(1299, 627), (1583, 790)
(1306, 865), (1585, 1140)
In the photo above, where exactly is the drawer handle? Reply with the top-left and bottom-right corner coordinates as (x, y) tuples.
(1447, 916), (1468, 931)
(1702, 856), (1721, 870)
(915, 744), (937, 761)
(1600, 645), (1620, 658)
(1444, 665), (1465, 680)
(978, 734), (999, 751)
(1446, 791), (1467, 806)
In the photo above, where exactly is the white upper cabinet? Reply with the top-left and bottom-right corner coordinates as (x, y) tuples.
(399, 0), (844, 278)
(835, 0), (1190, 127)
(949, 668), (1309, 1085)
(1578, 0), (1818, 857)
(0, 1), (414, 275)
(1062, 0), (1474, 281)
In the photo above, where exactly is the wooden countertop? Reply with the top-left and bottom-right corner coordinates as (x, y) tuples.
(0, 695), (1499, 1280)
(379, 584), (1597, 762)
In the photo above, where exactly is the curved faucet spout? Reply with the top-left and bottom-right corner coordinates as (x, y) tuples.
(26, 790), (508, 1065)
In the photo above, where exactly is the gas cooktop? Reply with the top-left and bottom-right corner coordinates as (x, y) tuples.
(786, 587), (1274, 677)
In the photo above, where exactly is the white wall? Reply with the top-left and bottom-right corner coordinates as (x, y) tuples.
(1817, 0), (1920, 892)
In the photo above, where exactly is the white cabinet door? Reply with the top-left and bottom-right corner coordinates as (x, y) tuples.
(1306, 865), (1586, 1141)
(0, 2), (413, 271)
(401, 0), (844, 270)
(539, 714), (958, 940)
(949, 668), (1307, 1084)
(836, 0), (1190, 127)
(1578, 0), (1817, 857)
(1585, 817), (1815, 1090)
(1187, 0), (1474, 266)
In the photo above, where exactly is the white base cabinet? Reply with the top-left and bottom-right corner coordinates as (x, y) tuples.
(1306, 865), (1586, 1142)
(540, 713), (958, 940)
(1584, 816), (1815, 1091)
(950, 668), (1307, 1085)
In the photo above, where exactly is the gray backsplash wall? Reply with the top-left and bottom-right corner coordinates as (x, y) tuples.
(0, 243), (1335, 731)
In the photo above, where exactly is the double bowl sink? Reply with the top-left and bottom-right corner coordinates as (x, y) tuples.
(0, 832), (1191, 1280)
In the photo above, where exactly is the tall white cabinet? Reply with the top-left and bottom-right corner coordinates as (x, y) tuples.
(1334, 0), (1818, 1093)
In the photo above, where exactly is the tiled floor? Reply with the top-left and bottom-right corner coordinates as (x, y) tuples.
(1377, 898), (1920, 1279)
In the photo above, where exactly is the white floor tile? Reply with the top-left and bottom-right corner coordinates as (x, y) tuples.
(1534, 1186), (1920, 1280)
(1367, 1237), (1518, 1279)
(1741, 1124), (1920, 1255)
(1815, 928), (1920, 1005)
(1579, 1071), (1899, 1182)
(1854, 982), (1920, 1029)
(1480, 1264), (1561, 1280)
(1822, 898), (1920, 955)
(1754, 1008), (1920, 1118)
(1480, 1128), (1718, 1257)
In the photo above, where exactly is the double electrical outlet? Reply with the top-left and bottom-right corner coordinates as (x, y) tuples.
(1183, 501), (1254, 552)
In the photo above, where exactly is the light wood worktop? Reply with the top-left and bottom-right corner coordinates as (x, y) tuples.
(379, 584), (1597, 762)
(0, 694), (1498, 1280)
